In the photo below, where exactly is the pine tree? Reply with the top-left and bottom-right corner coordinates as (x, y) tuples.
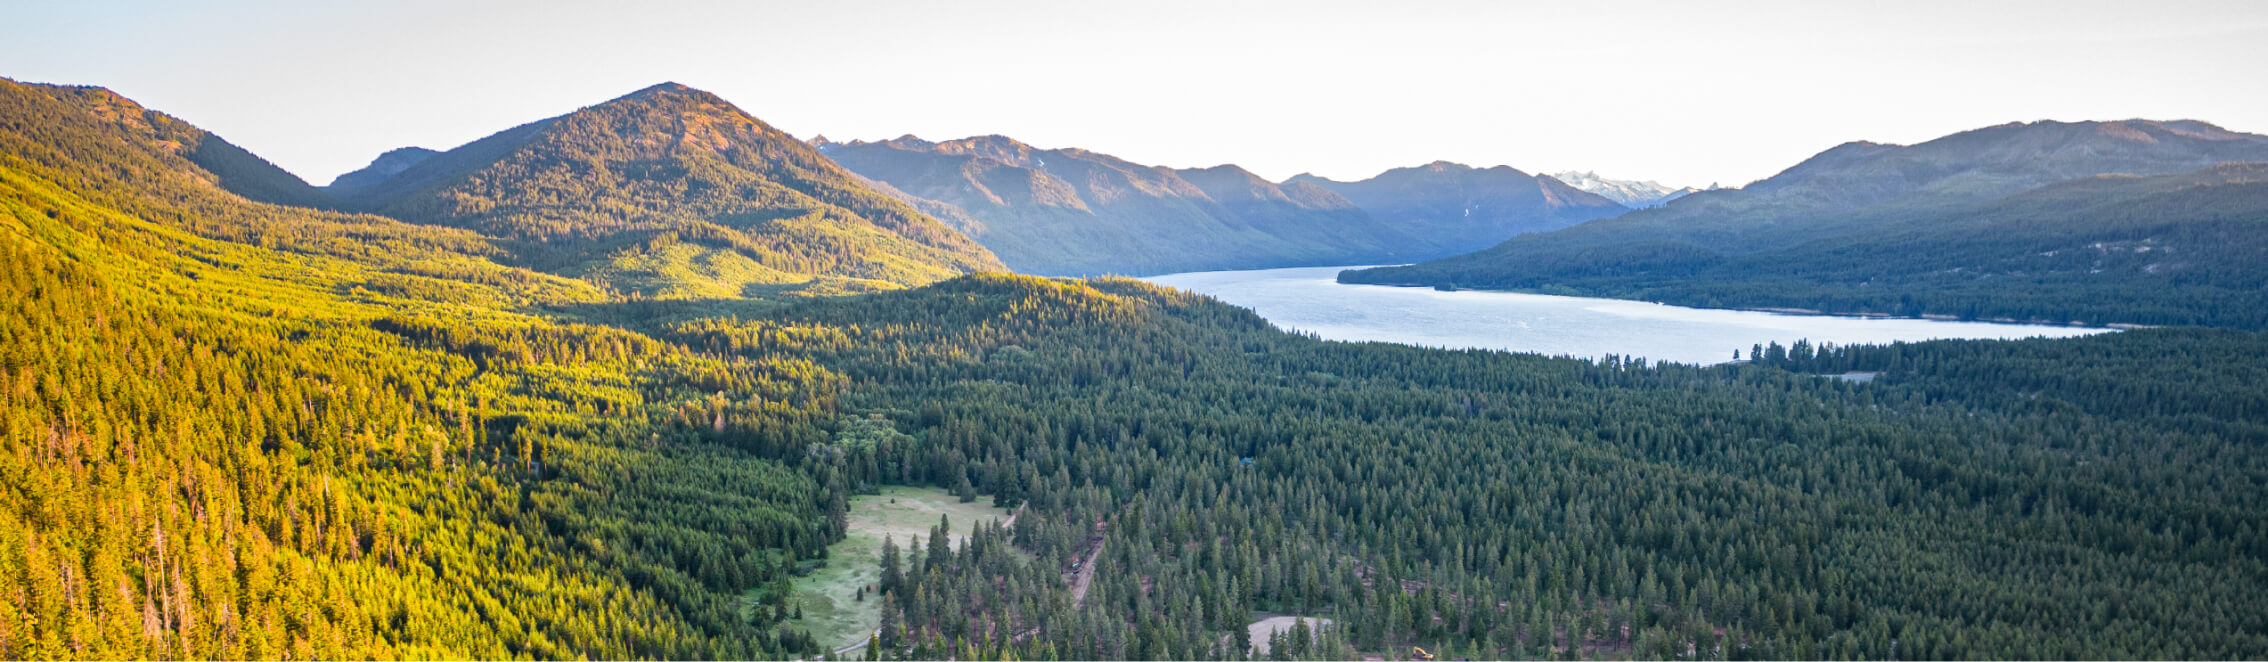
(880, 536), (904, 597)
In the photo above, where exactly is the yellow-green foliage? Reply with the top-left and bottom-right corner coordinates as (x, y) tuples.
(10, 75), (2268, 662)
(0, 78), (852, 659)
(357, 84), (1003, 294)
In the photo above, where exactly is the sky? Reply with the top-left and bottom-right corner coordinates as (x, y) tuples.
(5, 0), (2265, 189)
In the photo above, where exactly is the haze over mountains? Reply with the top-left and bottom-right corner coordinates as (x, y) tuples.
(822, 136), (1631, 275)
(1345, 119), (2268, 328)
(816, 134), (1414, 275)
(9, 71), (2268, 661)
(1282, 162), (1630, 259)
(92, 75), (2268, 329)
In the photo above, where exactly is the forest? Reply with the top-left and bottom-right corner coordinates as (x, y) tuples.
(627, 276), (2268, 660)
(1343, 154), (2268, 331)
(4, 76), (2266, 660)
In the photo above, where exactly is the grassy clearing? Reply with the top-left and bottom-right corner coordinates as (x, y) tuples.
(1247, 615), (1336, 657)
(781, 485), (1014, 651)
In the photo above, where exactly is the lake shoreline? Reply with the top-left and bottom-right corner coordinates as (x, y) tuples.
(1334, 277), (2127, 331)
(1149, 266), (2113, 366)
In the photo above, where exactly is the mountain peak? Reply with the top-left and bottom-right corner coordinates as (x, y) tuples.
(1292, 158), (1627, 252)
(929, 135), (1042, 165)
(23, 80), (334, 208)
(327, 146), (438, 190)
(329, 84), (1000, 290)
(1748, 117), (2268, 201)
(1181, 163), (1261, 178)
(822, 133), (1421, 275)
(1549, 170), (1692, 207)
(624, 81), (698, 97)
(592, 82), (738, 116)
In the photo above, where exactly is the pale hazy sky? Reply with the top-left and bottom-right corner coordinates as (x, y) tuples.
(6, 0), (2264, 189)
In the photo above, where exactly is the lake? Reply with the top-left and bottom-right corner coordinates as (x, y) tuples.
(1143, 266), (2111, 365)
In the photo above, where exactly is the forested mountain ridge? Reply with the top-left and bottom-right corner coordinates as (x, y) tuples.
(0, 76), (876, 658)
(332, 83), (1003, 297)
(1735, 119), (2268, 206)
(7, 74), (2268, 662)
(27, 84), (340, 210)
(1285, 161), (1631, 252)
(817, 134), (1426, 276)
(323, 146), (437, 197)
(1344, 120), (2268, 329)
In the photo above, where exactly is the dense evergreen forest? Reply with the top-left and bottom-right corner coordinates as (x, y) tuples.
(620, 277), (2268, 660)
(1344, 123), (2268, 331)
(336, 82), (1003, 298)
(5, 78), (2267, 660)
(1, 79), (853, 658)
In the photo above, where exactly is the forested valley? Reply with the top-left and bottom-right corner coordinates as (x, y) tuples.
(3, 77), (2265, 660)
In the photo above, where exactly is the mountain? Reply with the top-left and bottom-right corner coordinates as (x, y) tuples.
(817, 134), (1425, 275)
(325, 146), (437, 195)
(334, 83), (1002, 296)
(1549, 170), (1698, 207)
(1285, 161), (1629, 253)
(1343, 120), (2268, 328)
(10, 75), (2268, 661)
(27, 84), (340, 210)
(0, 77), (821, 658)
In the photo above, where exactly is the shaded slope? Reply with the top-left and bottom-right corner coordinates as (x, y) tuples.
(1345, 120), (2268, 328)
(324, 146), (437, 196)
(1285, 161), (1629, 252)
(820, 135), (1425, 276)
(10, 75), (2268, 662)
(0, 78), (853, 658)
(343, 83), (1002, 296)
(28, 83), (339, 209)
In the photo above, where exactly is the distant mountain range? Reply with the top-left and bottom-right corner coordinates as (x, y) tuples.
(1284, 162), (1629, 258)
(327, 146), (438, 196)
(1344, 120), (2268, 328)
(817, 135), (1418, 275)
(822, 137), (1629, 276)
(1548, 170), (1699, 207)
(329, 83), (1002, 297)
(37, 76), (2265, 328)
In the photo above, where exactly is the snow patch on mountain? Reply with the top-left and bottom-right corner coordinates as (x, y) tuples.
(1549, 170), (1699, 208)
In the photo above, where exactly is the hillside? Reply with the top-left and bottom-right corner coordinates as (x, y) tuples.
(333, 83), (1002, 297)
(1285, 161), (1629, 252)
(1344, 120), (2268, 329)
(8, 76), (2268, 660)
(818, 135), (1427, 275)
(27, 84), (340, 210)
(324, 146), (437, 196)
(0, 77), (855, 658)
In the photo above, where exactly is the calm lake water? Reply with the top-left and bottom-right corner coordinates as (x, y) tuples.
(1143, 266), (2111, 365)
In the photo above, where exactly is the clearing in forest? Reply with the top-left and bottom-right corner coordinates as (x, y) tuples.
(780, 485), (1014, 651)
(1247, 615), (1336, 657)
